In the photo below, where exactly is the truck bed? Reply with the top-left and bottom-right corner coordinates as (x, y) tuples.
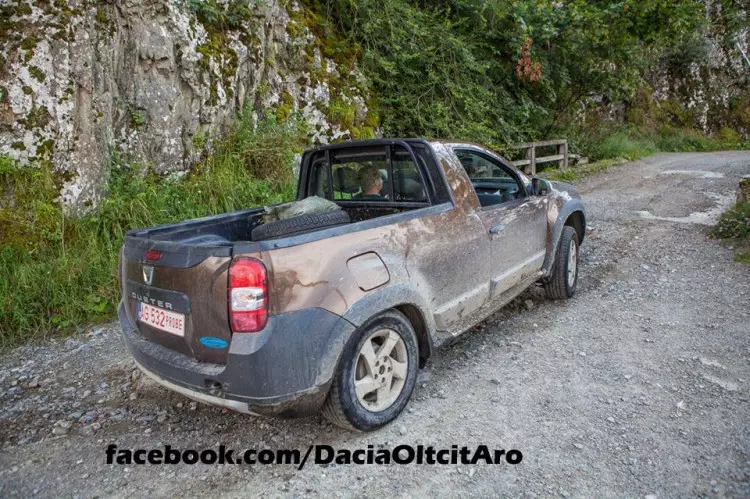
(125, 203), (422, 250)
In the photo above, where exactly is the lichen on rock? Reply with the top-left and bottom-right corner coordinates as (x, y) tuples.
(0, 0), (374, 211)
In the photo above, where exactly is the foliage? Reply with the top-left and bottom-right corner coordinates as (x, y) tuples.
(712, 203), (750, 240)
(315, 0), (713, 146)
(185, 0), (252, 31)
(0, 114), (306, 347)
(542, 158), (626, 183)
(566, 123), (744, 162)
(3, 0), (748, 346)
(542, 122), (744, 181)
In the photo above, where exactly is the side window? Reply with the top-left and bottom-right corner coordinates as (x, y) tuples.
(455, 150), (524, 208)
(392, 146), (427, 202)
(309, 146), (428, 203)
(333, 154), (389, 201)
(311, 159), (330, 198)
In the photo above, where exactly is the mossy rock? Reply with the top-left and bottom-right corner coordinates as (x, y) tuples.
(738, 179), (750, 205)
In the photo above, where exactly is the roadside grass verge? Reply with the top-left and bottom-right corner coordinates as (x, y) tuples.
(570, 124), (747, 163)
(541, 158), (628, 183)
(542, 125), (747, 183)
(0, 114), (306, 348)
(713, 202), (750, 239)
(711, 201), (750, 263)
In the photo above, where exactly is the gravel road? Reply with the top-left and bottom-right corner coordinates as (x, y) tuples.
(1, 152), (749, 498)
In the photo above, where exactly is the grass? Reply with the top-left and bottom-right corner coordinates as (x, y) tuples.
(0, 113), (306, 348)
(711, 202), (750, 265)
(542, 124), (748, 183)
(571, 125), (747, 163)
(712, 202), (750, 240)
(541, 158), (628, 183)
(713, 203), (750, 239)
(1, 108), (747, 348)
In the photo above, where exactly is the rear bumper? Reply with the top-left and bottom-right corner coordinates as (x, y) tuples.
(118, 301), (356, 417)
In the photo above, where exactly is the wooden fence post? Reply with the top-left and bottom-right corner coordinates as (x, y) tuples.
(509, 139), (568, 175)
(558, 142), (568, 170)
(526, 145), (536, 175)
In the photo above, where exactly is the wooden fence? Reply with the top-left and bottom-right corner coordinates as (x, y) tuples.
(508, 139), (568, 175)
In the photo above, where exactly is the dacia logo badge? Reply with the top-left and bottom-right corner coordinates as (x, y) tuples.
(142, 265), (154, 285)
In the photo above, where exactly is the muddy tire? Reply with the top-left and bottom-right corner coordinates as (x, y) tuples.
(544, 226), (579, 300)
(322, 310), (419, 432)
(251, 211), (351, 241)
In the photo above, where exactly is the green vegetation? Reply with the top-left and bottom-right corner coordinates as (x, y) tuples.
(313, 0), (700, 144)
(186, 0), (253, 30)
(27, 65), (45, 82)
(712, 202), (750, 264)
(542, 158), (626, 183)
(0, 114), (307, 347)
(186, 0), (255, 104)
(311, 0), (747, 151)
(2, 0), (749, 346)
(569, 125), (746, 163)
(130, 108), (148, 129)
(712, 203), (750, 240)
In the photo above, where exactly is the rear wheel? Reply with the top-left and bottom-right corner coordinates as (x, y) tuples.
(322, 310), (418, 431)
(544, 226), (579, 300)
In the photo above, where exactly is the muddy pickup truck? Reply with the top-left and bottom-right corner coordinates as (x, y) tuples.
(119, 138), (586, 431)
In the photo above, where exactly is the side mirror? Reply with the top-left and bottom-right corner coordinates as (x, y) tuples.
(531, 177), (550, 196)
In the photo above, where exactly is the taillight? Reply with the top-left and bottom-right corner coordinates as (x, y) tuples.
(228, 257), (268, 333)
(145, 249), (162, 261)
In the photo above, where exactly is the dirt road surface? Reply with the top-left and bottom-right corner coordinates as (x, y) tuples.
(1, 152), (749, 498)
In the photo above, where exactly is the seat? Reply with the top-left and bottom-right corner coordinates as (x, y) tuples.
(476, 193), (503, 207)
(394, 170), (425, 201)
(333, 166), (360, 196)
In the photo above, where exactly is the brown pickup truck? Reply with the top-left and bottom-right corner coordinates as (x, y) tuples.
(118, 139), (586, 431)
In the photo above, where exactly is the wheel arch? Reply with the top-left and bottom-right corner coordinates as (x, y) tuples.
(565, 210), (586, 246)
(542, 200), (586, 277)
(394, 304), (432, 367)
(341, 284), (435, 366)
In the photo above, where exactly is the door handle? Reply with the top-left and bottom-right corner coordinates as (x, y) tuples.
(489, 224), (505, 235)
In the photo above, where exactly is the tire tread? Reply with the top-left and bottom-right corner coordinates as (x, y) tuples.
(544, 226), (578, 300)
(251, 210), (351, 241)
(321, 310), (418, 432)
(321, 377), (359, 431)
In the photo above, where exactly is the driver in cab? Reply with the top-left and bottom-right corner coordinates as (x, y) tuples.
(354, 166), (386, 200)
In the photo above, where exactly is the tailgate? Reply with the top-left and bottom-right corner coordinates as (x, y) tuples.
(120, 239), (234, 364)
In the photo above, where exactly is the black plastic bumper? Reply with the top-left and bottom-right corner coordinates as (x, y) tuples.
(118, 301), (355, 417)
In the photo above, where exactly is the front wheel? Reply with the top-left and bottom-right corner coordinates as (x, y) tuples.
(544, 226), (579, 300)
(322, 310), (419, 431)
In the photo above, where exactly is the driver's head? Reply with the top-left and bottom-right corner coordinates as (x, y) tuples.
(359, 166), (383, 195)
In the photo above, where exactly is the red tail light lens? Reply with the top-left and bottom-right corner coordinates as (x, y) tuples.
(145, 249), (162, 261)
(228, 257), (268, 333)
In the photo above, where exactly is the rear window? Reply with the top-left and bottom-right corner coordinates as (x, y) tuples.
(310, 145), (428, 203)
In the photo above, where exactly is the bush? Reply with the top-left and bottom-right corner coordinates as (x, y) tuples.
(0, 114), (307, 348)
(712, 203), (750, 240)
(316, 0), (714, 147)
(569, 123), (741, 162)
(589, 131), (657, 161)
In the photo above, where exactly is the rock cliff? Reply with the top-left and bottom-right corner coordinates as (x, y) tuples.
(0, 0), (372, 209)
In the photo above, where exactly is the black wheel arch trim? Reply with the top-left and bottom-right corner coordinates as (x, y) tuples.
(340, 284), (435, 365)
(542, 199), (586, 278)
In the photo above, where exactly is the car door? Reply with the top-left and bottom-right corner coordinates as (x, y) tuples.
(454, 147), (548, 298)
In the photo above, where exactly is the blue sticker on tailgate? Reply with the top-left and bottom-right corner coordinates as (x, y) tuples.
(200, 337), (229, 349)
